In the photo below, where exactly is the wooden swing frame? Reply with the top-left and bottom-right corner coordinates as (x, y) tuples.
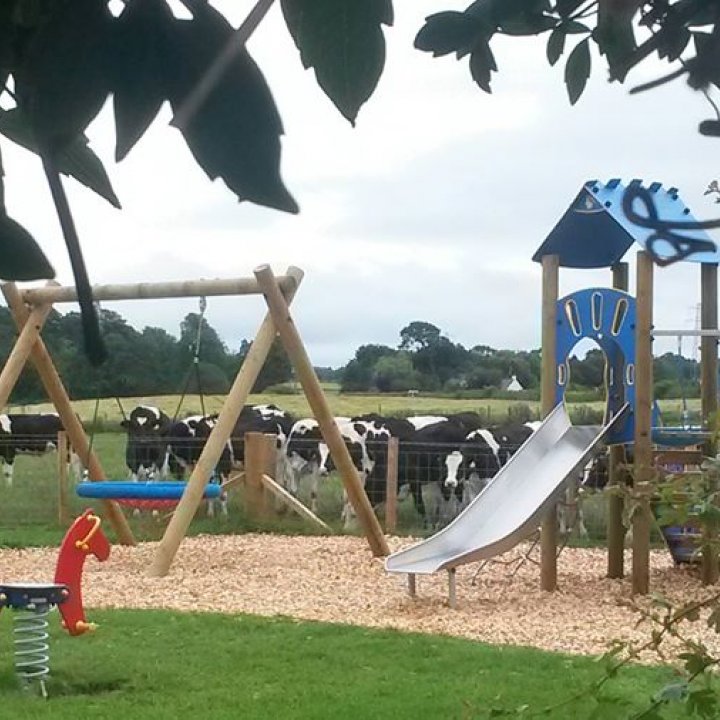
(0, 265), (389, 577)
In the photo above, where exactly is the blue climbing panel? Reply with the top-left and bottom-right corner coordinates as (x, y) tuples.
(555, 287), (636, 444)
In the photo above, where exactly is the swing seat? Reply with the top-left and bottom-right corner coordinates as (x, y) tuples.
(76, 481), (221, 501)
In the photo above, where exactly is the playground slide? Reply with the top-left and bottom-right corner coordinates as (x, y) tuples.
(385, 403), (629, 576)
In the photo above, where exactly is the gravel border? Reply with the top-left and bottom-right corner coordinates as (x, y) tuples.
(1, 534), (717, 661)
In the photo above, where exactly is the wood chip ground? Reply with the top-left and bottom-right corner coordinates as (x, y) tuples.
(1, 534), (717, 662)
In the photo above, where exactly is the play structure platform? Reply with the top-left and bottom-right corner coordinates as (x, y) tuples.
(386, 403), (628, 598)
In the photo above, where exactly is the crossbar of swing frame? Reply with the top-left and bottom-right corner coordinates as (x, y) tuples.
(653, 329), (720, 337)
(16, 276), (297, 305)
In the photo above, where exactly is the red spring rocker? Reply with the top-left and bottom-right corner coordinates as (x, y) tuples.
(53, 508), (111, 636)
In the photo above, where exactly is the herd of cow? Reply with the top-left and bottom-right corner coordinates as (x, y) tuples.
(0, 404), (609, 531)
(118, 404), (553, 526)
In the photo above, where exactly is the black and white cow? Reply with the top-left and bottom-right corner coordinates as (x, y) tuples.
(230, 404), (295, 467)
(159, 414), (232, 516)
(400, 419), (470, 528)
(0, 412), (82, 486)
(160, 404), (295, 516)
(163, 415), (233, 478)
(401, 419), (505, 528)
(164, 404), (294, 473)
(480, 418), (595, 538)
(490, 422), (536, 466)
(281, 416), (358, 515)
(406, 412), (484, 433)
(335, 415), (423, 527)
(121, 405), (172, 481)
(281, 414), (410, 523)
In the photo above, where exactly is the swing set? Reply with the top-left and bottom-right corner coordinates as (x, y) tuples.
(0, 265), (390, 577)
(78, 291), (221, 513)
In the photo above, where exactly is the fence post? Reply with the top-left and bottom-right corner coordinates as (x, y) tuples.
(244, 432), (275, 521)
(57, 431), (70, 526)
(385, 437), (399, 534)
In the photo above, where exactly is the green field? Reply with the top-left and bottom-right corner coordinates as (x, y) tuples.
(0, 610), (692, 719)
(4, 390), (701, 429)
(6, 391), (547, 427)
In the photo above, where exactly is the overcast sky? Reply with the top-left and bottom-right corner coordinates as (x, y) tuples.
(4, 1), (720, 367)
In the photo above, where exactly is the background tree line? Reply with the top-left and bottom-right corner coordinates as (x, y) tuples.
(339, 320), (702, 399)
(0, 307), (292, 404)
(1, 310), (702, 404)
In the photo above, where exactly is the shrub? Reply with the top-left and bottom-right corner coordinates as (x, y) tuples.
(569, 405), (604, 425)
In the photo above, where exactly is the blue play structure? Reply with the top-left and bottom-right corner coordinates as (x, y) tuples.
(536, 177), (719, 567)
(534, 178), (719, 267)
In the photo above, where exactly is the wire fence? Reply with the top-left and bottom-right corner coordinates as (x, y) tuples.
(0, 431), (622, 545)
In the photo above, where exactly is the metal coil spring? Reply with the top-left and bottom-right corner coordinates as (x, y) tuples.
(13, 605), (50, 698)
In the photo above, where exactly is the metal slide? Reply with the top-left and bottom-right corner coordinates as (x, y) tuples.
(385, 403), (629, 576)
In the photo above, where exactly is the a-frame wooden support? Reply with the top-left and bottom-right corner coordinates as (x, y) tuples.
(1, 266), (389, 576)
(149, 265), (389, 576)
(0, 283), (135, 544)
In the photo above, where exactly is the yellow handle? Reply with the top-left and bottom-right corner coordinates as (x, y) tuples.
(74, 513), (102, 552)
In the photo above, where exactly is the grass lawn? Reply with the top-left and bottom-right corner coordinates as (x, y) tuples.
(0, 610), (691, 719)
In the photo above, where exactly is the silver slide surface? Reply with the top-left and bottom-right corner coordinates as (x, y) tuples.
(385, 403), (628, 576)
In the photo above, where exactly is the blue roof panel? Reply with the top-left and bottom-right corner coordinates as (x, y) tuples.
(533, 179), (720, 268)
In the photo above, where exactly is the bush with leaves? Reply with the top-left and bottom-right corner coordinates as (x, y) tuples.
(485, 450), (720, 719)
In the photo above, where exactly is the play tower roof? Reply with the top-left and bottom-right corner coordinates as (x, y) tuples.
(532, 178), (719, 268)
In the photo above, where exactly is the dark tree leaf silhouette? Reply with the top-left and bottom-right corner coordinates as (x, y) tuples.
(281, 0), (393, 125)
(165, 1), (298, 213)
(110, 0), (175, 162)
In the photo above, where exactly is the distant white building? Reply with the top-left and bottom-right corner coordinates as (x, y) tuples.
(500, 374), (524, 392)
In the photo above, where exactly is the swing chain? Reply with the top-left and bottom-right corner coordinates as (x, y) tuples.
(174, 296), (208, 421)
(192, 296), (207, 361)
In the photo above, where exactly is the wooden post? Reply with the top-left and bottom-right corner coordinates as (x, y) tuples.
(701, 263), (719, 584)
(255, 264), (390, 557)
(0, 303), (52, 409)
(57, 431), (70, 526)
(1, 283), (135, 546)
(608, 262), (629, 579)
(448, 568), (457, 609)
(244, 432), (275, 521)
(633, 481), (652, 595)
(149, 267), (303, 577)
(408, 573), (416, 598)
(385, 437), (399, 534)
(633, 251), (653, 595)
(540, 254), (559, 591)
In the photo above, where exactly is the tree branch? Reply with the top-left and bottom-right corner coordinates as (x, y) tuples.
(41, 152), (107, 365)
(170, 0), (277, 131)
(610, 0), (705, 81)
